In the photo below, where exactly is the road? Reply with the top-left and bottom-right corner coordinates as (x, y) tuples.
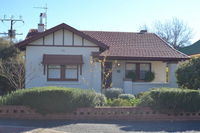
(0, 119), (200, 133)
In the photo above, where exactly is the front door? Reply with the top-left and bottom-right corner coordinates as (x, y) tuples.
(102, 62), (112, 89)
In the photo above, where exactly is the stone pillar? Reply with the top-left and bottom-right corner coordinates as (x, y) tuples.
(168, 63), (178, 88)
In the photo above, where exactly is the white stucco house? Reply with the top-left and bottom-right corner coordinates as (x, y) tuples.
(16, 23), (189, 94)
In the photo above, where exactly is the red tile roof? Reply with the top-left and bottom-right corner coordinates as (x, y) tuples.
(82, 31), (189, 61)
(26, 29), (38, 39)
(16, 23), (189, 61)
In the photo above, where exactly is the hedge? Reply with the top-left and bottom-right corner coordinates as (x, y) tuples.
(139, 88), (200, 113)
(0, 86), (106, 114)
(176, 57), (200, 90)
(118, 94), (135, 100)
(104, 88), (123, 99)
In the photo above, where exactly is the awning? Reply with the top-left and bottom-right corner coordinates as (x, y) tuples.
(43, 54), (84, 65)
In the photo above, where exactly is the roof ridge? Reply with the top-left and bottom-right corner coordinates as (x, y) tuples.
(82, 30), (154, 34)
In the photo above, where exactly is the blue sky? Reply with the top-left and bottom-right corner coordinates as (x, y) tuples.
(1, 0), (200, 44)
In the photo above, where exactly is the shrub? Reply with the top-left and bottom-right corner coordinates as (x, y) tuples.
(138, 88), (200, 113)
(144, 71), (155, 82)
(126, 71), (137, 81)
(107, 98), (132, 106)
(93, 93), (107, 106)
(176, 58), (200, 90)
(118, 94), (135, 100)
(104, 88), (123, 99)
(0, 87), (102, 114)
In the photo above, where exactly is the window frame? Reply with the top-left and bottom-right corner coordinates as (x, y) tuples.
(125, 62), (151, 81)
(47, 64), (79, 81)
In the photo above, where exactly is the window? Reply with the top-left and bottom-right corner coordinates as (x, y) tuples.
(47, 65), (78, 81)
(125, 63), (136, 77)
(125, 63), (151, 81)
(140, 64), (150, 80)
(48, 65), (61, 79)
(65, 65), (78, 80)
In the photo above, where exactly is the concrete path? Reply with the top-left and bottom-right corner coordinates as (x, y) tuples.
(0, 119), (200, 133)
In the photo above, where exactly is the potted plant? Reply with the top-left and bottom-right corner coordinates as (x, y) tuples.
(126, 71), (137, 81)
(144, 71), (155, 82)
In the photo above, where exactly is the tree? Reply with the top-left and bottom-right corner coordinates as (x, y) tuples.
(154, 18), (193, 49)
(176, 57), (200, 90)
(140, 18), (193, 49)
(0, 38), (24, 94)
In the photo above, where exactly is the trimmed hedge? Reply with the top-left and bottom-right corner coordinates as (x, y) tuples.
(118, 94), (135, 100)
(104, 88), (123, 99)
(106, 98), (132, 106)
(0, 87), (106, 114)
(139, 88), (200, 113)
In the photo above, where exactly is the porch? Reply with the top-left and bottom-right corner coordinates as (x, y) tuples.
(103, 60), (178, 94)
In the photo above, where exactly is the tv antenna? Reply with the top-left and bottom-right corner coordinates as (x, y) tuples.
(0, 15), (24, 41)
(34, 4), (48, 30)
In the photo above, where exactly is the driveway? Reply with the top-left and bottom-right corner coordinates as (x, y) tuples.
(0, 119), (200, 133)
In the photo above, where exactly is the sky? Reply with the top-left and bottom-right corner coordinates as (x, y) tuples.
(0, 0), (200, 44)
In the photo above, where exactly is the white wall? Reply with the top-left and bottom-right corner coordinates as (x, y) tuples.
(25, 46), (101, 92)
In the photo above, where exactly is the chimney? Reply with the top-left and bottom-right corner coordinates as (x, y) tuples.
(140, 30), (147, 34)
(38, 13), (44, 32)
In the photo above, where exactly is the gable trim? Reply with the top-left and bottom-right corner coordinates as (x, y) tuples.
(27, 44), (99, 48)
(16, 23), (108, 50)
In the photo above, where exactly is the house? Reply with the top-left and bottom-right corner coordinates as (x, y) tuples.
(16, 22), (189, 94)
(179, 40), (200, 57)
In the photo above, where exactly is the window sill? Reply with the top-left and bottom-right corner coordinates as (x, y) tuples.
(123, 78), (148, 82)
(47, 79), (78, 81)
(45, 81), (81, 85)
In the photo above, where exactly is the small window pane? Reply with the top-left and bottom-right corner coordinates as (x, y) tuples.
(125, 64), (136, 79)
(126, 64), (136, 70)
(48, 65), (61, 69)
(65, 65), (77, 69)
(48, 69), (61, 79)
(140, 64), (150, 71)
(140, 64), (150, 80)
(65, 65), (78, 79)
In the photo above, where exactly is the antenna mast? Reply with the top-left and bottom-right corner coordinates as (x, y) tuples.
(34, 4), (48, 30)
(0, 15), (24, 41)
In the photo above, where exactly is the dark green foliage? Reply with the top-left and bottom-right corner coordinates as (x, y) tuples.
(144, 71), (155, 82)
(106, 98), (132, 106)
(126, 71), (137, 81)
(104, 88), (123, 99)
(0, 45), (19, 60)
(176, 58), (200, 90)
(118, 94), (135, 100)
(0, 76), (13, 95)
(139, 88), (200, 113)
(0, 87), (104, 114)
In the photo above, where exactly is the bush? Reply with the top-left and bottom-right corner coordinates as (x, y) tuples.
(176, 58), (200, 90)
(93, 93), (107, 106)
(106, 98), (132, 106)
(139, 88), (200, 113)
(126, 71), (137, 81)
(118, 94), (135, 100)
(0, 87), (103, 114)
(144, 71), (155, 82)
(104, 88), (123, 99)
